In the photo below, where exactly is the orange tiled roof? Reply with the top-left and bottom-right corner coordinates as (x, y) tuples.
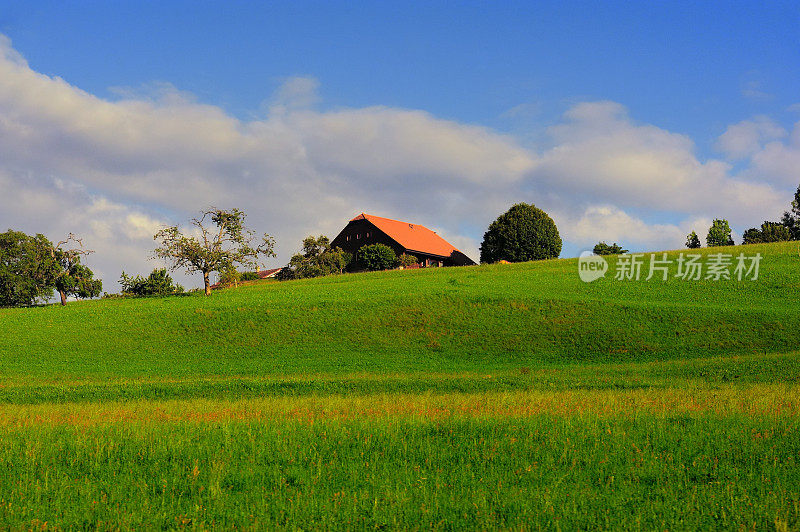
(351, 213), (462, 258)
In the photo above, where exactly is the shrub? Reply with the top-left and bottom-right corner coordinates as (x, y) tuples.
(592, 242), (628, 255)
(357, 244), (398, 271)
(119, 269), (184, 297)
(399, 253), (419, 267)
(480, 203), (561, 263)
(240, 271), (261, 281)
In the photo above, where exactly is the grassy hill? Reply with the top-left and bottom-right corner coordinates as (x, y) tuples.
(0, 241), (799, 528)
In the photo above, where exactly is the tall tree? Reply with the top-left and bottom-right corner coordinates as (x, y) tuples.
(51, 234), (102, 305)
(153, 208), (275, 295)
(706, 219), (734, 247)
(0, 230), (58, 307)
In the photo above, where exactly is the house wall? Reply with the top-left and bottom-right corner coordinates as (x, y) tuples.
(330, 219), (405, 258)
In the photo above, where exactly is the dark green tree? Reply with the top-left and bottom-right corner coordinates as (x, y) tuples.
(154, 208), (275, 295)
(480, 203), (562, 263)
(592, 242), (628, 255)
(706, 219), (734, 247)
(357, 243), (398, 271)
(686, 231), (701, 249)
(742, 221), (791, 245)
(279, 235), (350, 280)
(781, 184), (800, 240)
(0, 230), (58, 307)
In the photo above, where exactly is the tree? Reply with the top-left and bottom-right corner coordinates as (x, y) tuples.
(686, 231), (701, 249)
(154, 208), (275, 295)
(120, 268), (184, 296)
(742, 221), (791, 245)
(593, 242), (628, 255)
(480, 203), (562, 263)
(279, 235), (350, 280)
(706, 219), (734, 247)
(781, 184), (800, 240)
(0, 230), (58, 307)
(358, 243), (398, 271)
(51, 234), (102, 305)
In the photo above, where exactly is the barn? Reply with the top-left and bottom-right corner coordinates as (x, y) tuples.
(330, 213), (476, 267)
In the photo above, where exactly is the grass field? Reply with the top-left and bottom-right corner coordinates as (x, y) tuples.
(1, 241), (799, 528)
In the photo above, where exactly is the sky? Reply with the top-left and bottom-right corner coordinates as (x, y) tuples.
(1, 1), (799, 289)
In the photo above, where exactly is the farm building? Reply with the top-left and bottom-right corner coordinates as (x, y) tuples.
(331, 213), (476, 267)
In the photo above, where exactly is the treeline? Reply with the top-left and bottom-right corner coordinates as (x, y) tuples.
(594, 184), (800, 255)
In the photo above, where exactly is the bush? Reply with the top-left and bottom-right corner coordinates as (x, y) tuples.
(240, 271), (261, 281)
(480, 203), (562, 263)
(399, 253), (419, 267)
(119, 269), (184, 297)
(593, 242), (628, 255)
(357, 244), (398, 271)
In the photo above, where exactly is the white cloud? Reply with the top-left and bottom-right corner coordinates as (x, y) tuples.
(530, 102), (783, 219)
(716, 116), (786, 159)
(558, 205), (712, 252)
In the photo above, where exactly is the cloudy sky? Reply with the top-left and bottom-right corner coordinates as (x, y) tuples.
(1, 1), (798, 289)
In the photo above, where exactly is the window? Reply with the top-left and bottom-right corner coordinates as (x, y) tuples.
(357, 233), (360, 239)
(346, 235), (350, 241)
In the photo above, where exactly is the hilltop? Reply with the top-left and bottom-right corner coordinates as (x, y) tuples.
(1, 240), (798, 387)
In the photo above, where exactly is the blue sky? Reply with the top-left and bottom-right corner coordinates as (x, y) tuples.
(0, 1), (798, 287)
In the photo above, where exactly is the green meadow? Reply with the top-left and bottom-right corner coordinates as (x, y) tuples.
(0, 241), (799, 529)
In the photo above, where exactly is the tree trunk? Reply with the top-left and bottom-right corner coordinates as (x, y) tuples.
(204, 271), (211, 296)
(59, 290), (67, 306)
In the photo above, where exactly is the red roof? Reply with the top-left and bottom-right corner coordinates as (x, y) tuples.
(256, 268), (283, 279)
(351, 213), (462, 258)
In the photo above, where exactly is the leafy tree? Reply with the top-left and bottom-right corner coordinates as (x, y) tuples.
(358, 243), (398, 271)
(0, 230), (58, 307)
(154, 208), (275, 295)
(781, 184), (800, 240)
(398, 253), (419, 268)
(742, 228), (762, 245)
(706, 219), (734, 247)
(120, 268), (184, 296)
(51, 234), (102, 305)
(686, 231), (701, 249)
(279, 235), (350, 280)
(742, 221), (791, 245)
(592, 242), (628, 255)
(480, 203), (562, 263)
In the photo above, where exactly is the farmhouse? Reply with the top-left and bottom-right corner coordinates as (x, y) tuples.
(331, 213), (476, 267)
